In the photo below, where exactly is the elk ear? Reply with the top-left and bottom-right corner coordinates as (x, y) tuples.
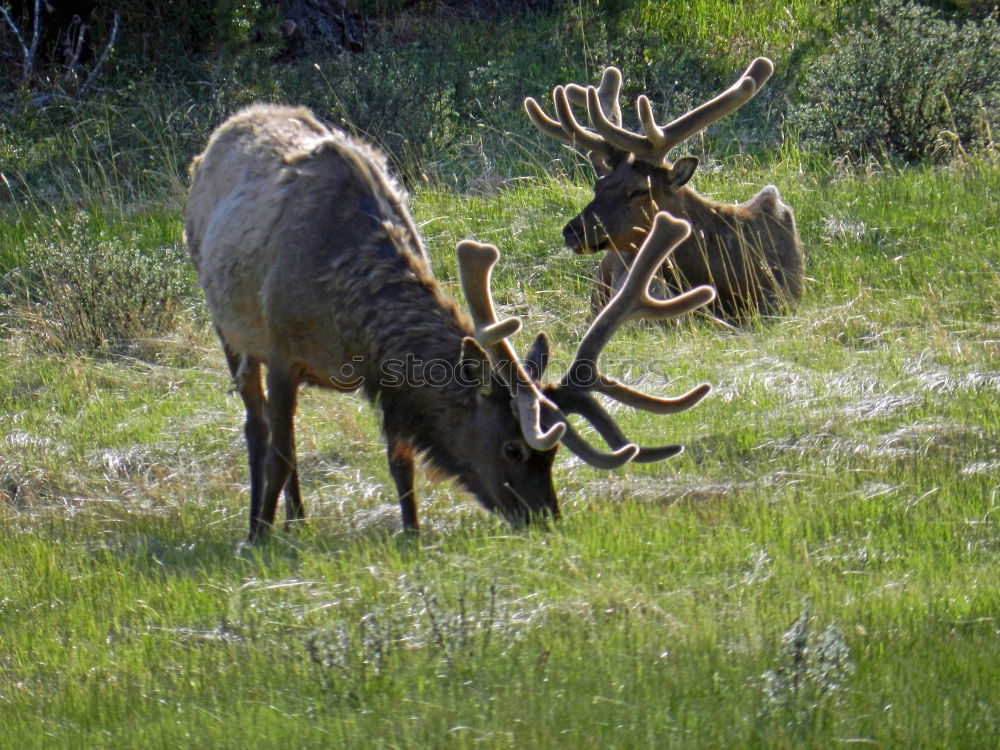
(590, 149), (629, 176)
(668, 156), (698, 188)
(460, 336), (494, 393)
(588, 150), (612, 176)
(523, 332), (550, 382)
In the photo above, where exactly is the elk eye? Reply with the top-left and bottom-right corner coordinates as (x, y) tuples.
(627, 188), (648, 201)
(502, 440), (527, 463)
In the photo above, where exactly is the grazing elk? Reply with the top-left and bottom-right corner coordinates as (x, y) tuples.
(185, 103), (715, 541)
(525, 58), (805, 323)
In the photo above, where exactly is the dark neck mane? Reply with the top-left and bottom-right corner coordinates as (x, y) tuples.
(356, 243), (480, 481)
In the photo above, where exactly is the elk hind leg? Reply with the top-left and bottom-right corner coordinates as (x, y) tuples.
(252, 361), (301, 540)
(221, 342), (271, 543)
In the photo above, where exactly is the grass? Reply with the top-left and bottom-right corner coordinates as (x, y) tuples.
(631, 0), (850, 64)
(1, 148), (999, 747)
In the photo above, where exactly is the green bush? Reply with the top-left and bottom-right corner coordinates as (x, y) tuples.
(791, 0), (1000, 160)
(4, 212), (194, 357)
(214, 16), (588, 186)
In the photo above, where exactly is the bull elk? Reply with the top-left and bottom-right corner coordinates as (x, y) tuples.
(525, 58), (805, 323)
(185, 103), (715, 541)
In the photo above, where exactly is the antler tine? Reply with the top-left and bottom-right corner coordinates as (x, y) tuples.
(656, 56), (775, 155)
(557, 420), (639, 469)
(592, 377), (711, 415)
(540, 212), (712, 466)
(524, 95), (576, 146)
(525, 82), (614, 158)
(552, 86), (611, 156)
(743, 56), (776, 89)
(456, 240), (566, 451)
(455, 240), (523, 343)
(565, 66), (623, 126)
(548, 386), (684, 466)
(586, 86), (664, 163)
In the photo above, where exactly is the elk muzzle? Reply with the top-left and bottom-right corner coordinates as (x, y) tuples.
(563, 214), (610, 254)
(499, 479), (560, 528)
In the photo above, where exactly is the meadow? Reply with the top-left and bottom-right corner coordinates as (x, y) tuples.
(2, 150), (998, 748)
(1, 2), (999, 748)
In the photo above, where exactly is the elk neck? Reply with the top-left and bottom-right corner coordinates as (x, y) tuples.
(327, 226), (483, 472)
(657, 183), (752, 253)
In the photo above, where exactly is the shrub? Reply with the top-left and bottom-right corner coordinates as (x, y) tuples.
(4, 212), (194, 358)
(218, 15), (589, 186)
(791, 0), (1000, 160)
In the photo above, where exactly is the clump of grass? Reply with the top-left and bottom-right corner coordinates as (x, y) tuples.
(4, 211), (194, 359)
(759, 601), (855, 723)
(303, 579), (512, 703)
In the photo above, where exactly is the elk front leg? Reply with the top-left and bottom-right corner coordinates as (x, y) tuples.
(279, 372), (305, 529)
(387, 436), (418, 532)
(591, 250), (636, 315)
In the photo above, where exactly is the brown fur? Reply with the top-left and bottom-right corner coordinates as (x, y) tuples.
(185, 104), (557, 540)
(569, 154), (804, 323)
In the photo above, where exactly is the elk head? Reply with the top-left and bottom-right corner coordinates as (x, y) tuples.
(525, 59), (774, 256)
(456, 211), (716, 486)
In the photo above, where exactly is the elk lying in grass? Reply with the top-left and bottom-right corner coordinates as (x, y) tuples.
(185, 103), (715, 541)
(525, 58), (805, 323)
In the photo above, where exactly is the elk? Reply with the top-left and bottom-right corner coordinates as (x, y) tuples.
(185, 103), (715, 541)
(525, 58), (805, 323)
